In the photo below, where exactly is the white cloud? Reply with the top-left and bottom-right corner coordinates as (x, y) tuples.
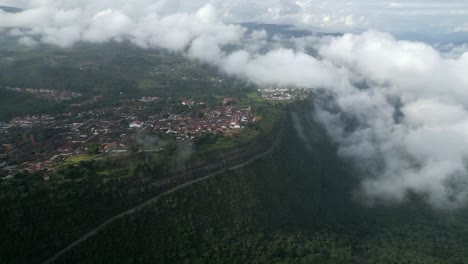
(312, 32), (468, 209)
(455, 23), (468, 32)
(0, 2), (247, 51)
(222, 48), (342, 88)
(41, 25), (82, 47)
(82, 9), (134, 43)
(17, 35), (37, 46)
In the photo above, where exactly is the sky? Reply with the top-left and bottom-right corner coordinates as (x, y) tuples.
(1, 0), (468, 34)
(1, 1), (468, 209)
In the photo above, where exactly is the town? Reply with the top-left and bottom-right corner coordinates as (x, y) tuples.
(0, 96), (255, 177)
(0, 87), (310, 178)
(258, 88), (309, 101)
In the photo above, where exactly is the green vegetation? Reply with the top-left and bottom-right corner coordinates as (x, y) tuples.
(0, 154), (168, 264)
(0, 43), (254, 97)
(0, 99), (284, 264)
(195, 102), (283, 157)
(0, 43), (257, 122)
(61, 154), (99, 166)
(0, 88), (66, 122)
(52, 101), (468, 264)
(246, 91), (265, 103)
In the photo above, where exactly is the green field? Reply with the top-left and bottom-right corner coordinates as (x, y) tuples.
(61, 154), (99, 166)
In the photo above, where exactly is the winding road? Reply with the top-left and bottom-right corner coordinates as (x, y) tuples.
(43, 130), (282, 264)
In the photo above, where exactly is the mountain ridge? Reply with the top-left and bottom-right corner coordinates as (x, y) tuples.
(0, 6), (23, 13)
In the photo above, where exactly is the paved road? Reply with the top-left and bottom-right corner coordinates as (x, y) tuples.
(43, 133), (281, 264)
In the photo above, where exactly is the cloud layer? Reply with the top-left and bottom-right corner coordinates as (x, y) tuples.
(315, 33), (468, 209)
(3, 0), (468, 35)
(0, 2), (246, 49)
(1, 1), (468, 209)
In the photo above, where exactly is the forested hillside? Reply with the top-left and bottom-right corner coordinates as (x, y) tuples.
(0, 43), (253, 97)
(54, 100), (468, 263)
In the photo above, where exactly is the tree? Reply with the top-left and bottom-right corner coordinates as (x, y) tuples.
(129, 143), (141, 153)
(86, 143), (100, 154)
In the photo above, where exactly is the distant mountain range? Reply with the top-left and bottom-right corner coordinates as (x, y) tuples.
(0, 6), (23, 13)
(240, 22), (468, 44)
(240, 22), (342, 39)
(395, 31), (468, 45)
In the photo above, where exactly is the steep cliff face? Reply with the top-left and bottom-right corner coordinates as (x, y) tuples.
(54, 100), (468, 264)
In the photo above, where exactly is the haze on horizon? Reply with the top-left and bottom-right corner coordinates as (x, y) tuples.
(1, 0), (468, 209)
(2, 0), (468, 36)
